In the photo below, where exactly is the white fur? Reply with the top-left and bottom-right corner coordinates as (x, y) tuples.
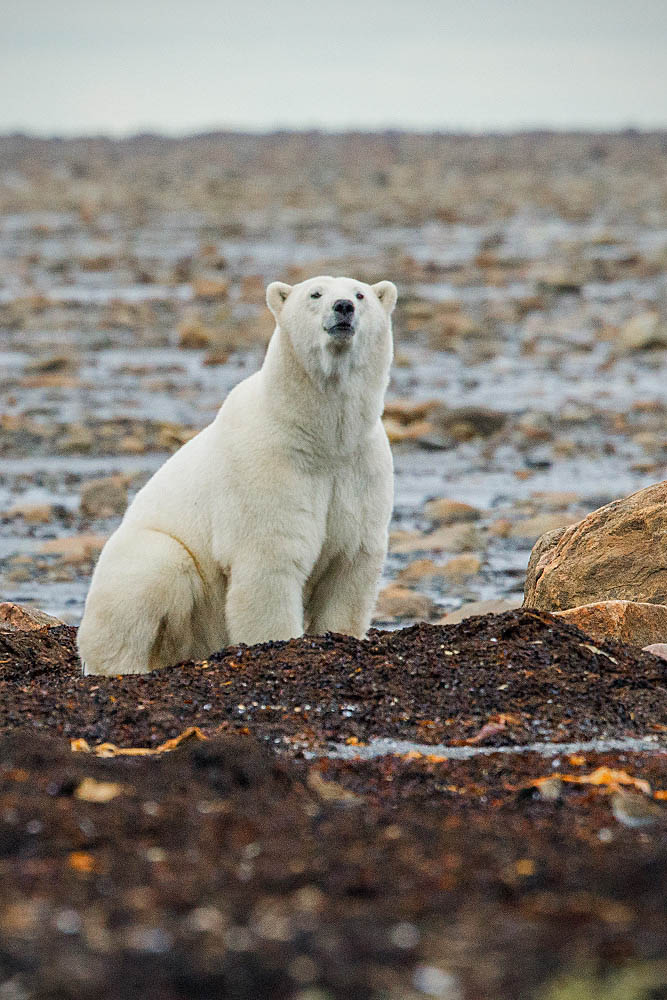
(78, 275), (397, 675)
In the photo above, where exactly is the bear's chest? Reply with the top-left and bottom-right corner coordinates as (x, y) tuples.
(320, 468), (371, 554)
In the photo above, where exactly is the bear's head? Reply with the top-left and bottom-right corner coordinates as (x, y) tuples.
(266, 275), (397, 380)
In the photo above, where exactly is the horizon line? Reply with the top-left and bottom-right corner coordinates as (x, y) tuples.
(3, 124), (667, 143)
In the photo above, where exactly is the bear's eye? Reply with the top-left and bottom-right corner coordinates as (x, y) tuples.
(356, 292), (364, 300)
(310, 291), (322, 299)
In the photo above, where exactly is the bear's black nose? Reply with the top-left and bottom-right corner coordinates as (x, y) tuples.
(333, 299), (355, 317)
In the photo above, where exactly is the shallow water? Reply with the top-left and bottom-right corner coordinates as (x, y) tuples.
(305, 735), (666, 761)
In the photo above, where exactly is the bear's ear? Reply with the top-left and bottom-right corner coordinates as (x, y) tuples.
(372, 280), (398, 315)
(266, 281), (293, 319)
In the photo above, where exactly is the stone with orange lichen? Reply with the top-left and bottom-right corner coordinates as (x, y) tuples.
(553, 600), (667, 648)
(0, 602), (64, 631)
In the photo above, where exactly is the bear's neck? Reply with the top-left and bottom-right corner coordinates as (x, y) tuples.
(261, 328), (390, 461)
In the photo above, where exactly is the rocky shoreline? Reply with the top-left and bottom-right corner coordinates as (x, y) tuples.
(1, 130), (667, 998)
(2, 131), (667, 624)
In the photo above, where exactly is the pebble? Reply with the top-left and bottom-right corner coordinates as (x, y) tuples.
(423, 498), (482, 525)
(642, 643), (667, 661)
(375, 585), (437, 620)
(4, 503), (55, 524)
(80, 476), (128, 519)
(39, 534), (107, 565)
(619, 311), (667, 353)
(390, 525), (483, 555)
(396, 559), (446, 585)
(442, 554), (483, 582)
(509, 513), (577, 542)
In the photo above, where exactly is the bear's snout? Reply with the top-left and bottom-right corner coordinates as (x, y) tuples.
(333, 298), (355, 318)
(327, 298), (356, 339)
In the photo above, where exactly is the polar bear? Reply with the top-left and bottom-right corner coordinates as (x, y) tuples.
(77, 275), (397, 675)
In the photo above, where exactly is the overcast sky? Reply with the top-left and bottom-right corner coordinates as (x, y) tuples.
(2, 0), (666, 135)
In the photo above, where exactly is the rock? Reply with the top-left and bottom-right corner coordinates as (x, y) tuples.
(390, 524), (483, 555)
(535, 267), (588, 293)
(157, 423), (198, 451)
(80, 255), (115, 272)
(429, 524), (484, 553)
(0, 602), (64, 631)
(178, 310), (217, 349)
(524, 524), (569, 596)
(118, 435), (147, 454)
(554, 601), (667, 647)
(430, 405), (508, 441)
(633, 431), (663, 455)
(643, 643), (667, 661)
(559, 403), (597, 425)
(389, 530), (429, 554)
(22, 374), (81, 390)
(374, 585), (437, 620)
(619, 312), (667, 353)
(488, 518), (513, 538)
(438, 599), (522, 624)
(396, 559), (445, 585)
(59, 425), (94, 453)
(192, 277), (229, 301)
(80, 476), (128, 518)
(423, 498), (482, 525)
(25, 354), (77, 374)
(239, 275), (266, 304)
(4, 503), (54, 524)
(203, 349), (230, 367)
(102, 300), (156, 331)
(514, 412), (553, 443)
(524, 481), (667, 610)
(552, 438), (578, 457)
(611, 789), (665, 828)
(6, 567), (32, 583)
(383, 399), (439, 423)
(383, 417), (434, 444)
(510, 513), (578, 542)
(530, 491), (581, 511)
(401, 300), (442, 324)
(442, 554), (482, 582)
(40, 534), (107, 565)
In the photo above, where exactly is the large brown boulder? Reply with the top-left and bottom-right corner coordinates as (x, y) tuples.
(524, 480), (667, 610)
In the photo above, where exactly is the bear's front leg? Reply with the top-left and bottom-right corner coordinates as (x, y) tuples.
(306, 549), (385, 639)
(225, 558), (305, 646)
